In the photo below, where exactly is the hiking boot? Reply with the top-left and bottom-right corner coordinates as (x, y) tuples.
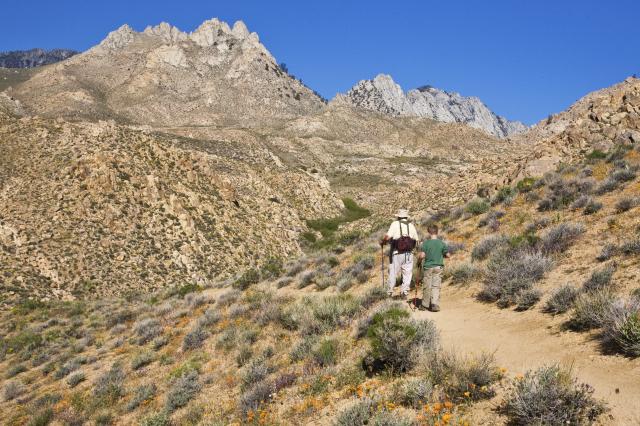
(430, 305), (441, 312)
(418, 305), (429, 311)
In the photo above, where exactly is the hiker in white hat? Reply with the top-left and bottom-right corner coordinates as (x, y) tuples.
(380, 208), (420, 298)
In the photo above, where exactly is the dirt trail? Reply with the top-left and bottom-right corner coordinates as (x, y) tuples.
(411, 285), (640, 424)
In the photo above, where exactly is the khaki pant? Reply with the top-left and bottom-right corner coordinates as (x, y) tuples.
(422, 266), (443, 308)
(388, 253), (414, 294)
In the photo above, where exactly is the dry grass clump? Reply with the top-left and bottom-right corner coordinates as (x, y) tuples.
(2, 380), (25, 401)
(131, 351), (155, 370)
(544, 285), (579, 315)
(391, 377), (433, 409)
(501, 364), (607, 425)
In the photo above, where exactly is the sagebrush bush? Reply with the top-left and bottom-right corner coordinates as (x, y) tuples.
(313, 338), (339, 367)
(133, 318), (162, 345)
(241, 357), (271, 390)
(66, 371), (86, 387)
(544, 285), (579, 314)
(537, 177), (593, 211)
(126, 383), (157, 411)
(596, 244), (617, 262)
(182, 325), (209, 351)
(93, 362), (125, 403)
(583, 199), (603, 215)
(290, 336), (317, 362)
(239, 379), (273, 415)
(516, 288), (542, 311)
(480, 250), (552, 307)
(492, 186), (516, 204)
(602, 297), (640, 357)
(54, 358), (81, 379)
(166, 371), (201, 412)
(569, 289), (614, 331)
(582, 265), (615, 292)
(140, 411), (170, 426)
(570, 195), (590, 210)
(3, 380), (25, 401)
(610, 168), (636, 183)
(335, 398), (376, 426)
(336, 276), (355, 292)
(446, 262), (482, 285)
(298, 271), (316, 288)
(471, 234), (509, 261)
(594, 178), (618, 195)
(276, 277), (293, 288)
(6, 363), (28, 378)
(502, 364), (607, 424)
(233, 268), (261, 290)
(391, 377), (433, 409)
(217, 289), (240, 307)
(539, 222), (585, 255)
(615, 197), (639, 213)
(620, 238), (640, 255)
(131, 351), (155, 370)
(360, 286), (387, 309)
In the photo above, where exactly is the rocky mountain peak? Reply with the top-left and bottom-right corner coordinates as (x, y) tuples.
(142, 22), (188, 43)
(97, 24), (137, 50)
(338, 74), (527, 138)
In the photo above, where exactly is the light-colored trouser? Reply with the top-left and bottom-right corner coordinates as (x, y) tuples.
(422, 266), (443, 307)
(388, 253), (414, 294)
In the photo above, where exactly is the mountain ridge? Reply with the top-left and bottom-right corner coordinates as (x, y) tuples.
(0, 48), (78, 68)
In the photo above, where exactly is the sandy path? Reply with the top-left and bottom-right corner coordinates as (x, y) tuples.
(412, 286), (640, 425)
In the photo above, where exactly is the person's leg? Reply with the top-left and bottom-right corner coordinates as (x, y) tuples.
(430, 266), (443, 310)
(387, 254), (399, 294)
(400, 253), (413, 295)
(421, 268), (433, 308)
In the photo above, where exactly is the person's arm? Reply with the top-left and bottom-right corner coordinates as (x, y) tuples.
(443, 243), (451, 258)
(380, 222), (395, 246)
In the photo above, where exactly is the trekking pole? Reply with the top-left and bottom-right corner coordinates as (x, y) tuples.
(380, 244), (385, 289)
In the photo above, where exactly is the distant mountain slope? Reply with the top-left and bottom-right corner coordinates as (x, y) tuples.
(5, 20), (325, 127)
(335, 74), (527, 138)
(0, 48), (78, 68)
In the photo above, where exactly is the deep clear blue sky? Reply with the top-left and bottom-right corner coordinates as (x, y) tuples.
(2, 0), (639, 124)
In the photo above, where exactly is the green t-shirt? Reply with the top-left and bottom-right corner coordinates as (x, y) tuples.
(421, 238), (448, 269)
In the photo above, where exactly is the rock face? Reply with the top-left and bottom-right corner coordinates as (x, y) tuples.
(336, 74), (527, 138)
(6, 19), (325, 127)
(0, 48), (78, 68)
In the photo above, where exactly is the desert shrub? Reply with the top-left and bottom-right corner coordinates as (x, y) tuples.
(501, 364), (607, 424)
(493, 186), (516, 204)
(184, 292), (209, 309)
(465, 198), (490, 215)
(471, 234), (509, 261)
(425, 351), (501, 400)
(66, 371), (86, 388)
(315, 276), (334, 290)
(594, 178), (618, 195)
(583, 199), (603, 215)
(133, 318), (162, 345)
(569, 289), (615, 331)
(544, 285), (579, 314)
(276, 277), (293, 288)
(610, 168), (636, 183)
(446, 263), (482, 285)
(335, 398), (377, 426)
(391, 377), (433, 409)
(239, 379), (273, 415)
(126, 383), (156, 411)
(537, 177), (593, 211)
(596, 244), (617, 262)
(327, 256), (340, 268)
(6, 363), (28, 378)
(298, 271), (316, 288)
(539, 222), (585, 255)
(602, 297), (640, 357)
(359, 286), (387, 309)
(93, 362), (125, 403)
(516, 288), (542, 311)
(217, 289), (240, 307)
(233, 268), (260, 290)
(285, 259), (308, 277)
(524, 217), (551, 234)
(313, 338), (339, 367)
(3, 380), (25, 401)
(516, 177), (537, 192)
(131, 351), (155, 370)
(298, 294), (361, 335)
(480, 250), (552, 307)
(586, 149), (607, 161)
(261, 257), (283, 279)
(241, 357), (271, 390)
(173, 283), (203, 298)
(478, 210), (505, 230)
(27, 408), (54, 426)
(370, 411), (415, 426)
(582, 265), (615, 292)
(290, 336), (317, 362)
(445, 240), (465, 255)
(166, 371), (201, 412)
(140, 411), (170, 426)
(620, 238), (640, 255)
(336, 276), (355, 292)
(54, 358), (81, 379)
(569, 195), (590, 210)
(182, 326), (209, 351)
(615, 197), (639, 213)
(363, 306), (438, 374)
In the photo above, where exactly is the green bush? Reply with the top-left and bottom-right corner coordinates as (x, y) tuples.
(493, 186), (515, 204)
(261, 257), (283, 279)
(131, 351), (155, 370)
(140, 411), (170, 426)
(516, 177), (537, 193)
(126, 383), (156, 411)
(313, 338), (339, 367)
(586, 149), (607, 161)
(502, 365), (607, 424)
(66, 371), (86, 388)
(465, 198), (490, 215)
(233, 269), (260, 290)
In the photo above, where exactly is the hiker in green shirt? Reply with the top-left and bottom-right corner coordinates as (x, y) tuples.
(417, 224), (450, 312)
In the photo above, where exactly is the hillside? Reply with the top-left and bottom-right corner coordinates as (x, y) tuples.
(335, 74), (527, 138)
(0, 48), (78, 68)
